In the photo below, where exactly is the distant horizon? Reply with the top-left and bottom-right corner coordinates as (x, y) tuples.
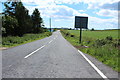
(47, 27), (120, 30)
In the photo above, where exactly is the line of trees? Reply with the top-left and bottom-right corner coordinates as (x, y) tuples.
(2, 1), (47, 37)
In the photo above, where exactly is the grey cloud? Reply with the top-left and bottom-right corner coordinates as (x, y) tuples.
(54, 8), (73, 17)
(100, 2), (119, 10)
(51, 7), (74, 19)
(118, 1), (120, 11)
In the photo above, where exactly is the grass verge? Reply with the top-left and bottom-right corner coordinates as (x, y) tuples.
(61, 29), (120, 72)
(2, 32), (52, 48)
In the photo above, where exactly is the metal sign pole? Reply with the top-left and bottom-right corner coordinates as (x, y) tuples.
(79, 26), (82, 43)
(74, 16), (88, 44)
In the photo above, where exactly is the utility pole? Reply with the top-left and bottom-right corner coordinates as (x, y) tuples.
(50, 17), (51, 32)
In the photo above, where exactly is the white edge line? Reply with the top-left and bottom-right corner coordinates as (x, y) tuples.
(24, 45), (45, 59)
(78, 50), (107, 78)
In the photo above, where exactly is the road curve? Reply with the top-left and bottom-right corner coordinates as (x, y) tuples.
(2, 30), (118, 78)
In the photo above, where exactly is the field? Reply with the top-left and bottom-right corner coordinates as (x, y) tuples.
(2, 32), (52, 48)
(61, 29), (120, 72)
(69, 30), (118, 39)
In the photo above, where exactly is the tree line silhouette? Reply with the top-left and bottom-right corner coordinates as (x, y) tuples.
(2, 1), (48, 37)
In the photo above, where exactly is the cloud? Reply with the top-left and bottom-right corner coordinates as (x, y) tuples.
(50, 5), (88, 19)
(87, 0), (119, 10)
(21, 0), (119, 9)
(79, 10), (86, 12)
(88, 16), (118, 29)
(100, 2), (119, 10)
(96, 9), (118, 17)
(25, 3), (88, 19)
(22, 0), (118, 29)
(3, 0), (120, 11)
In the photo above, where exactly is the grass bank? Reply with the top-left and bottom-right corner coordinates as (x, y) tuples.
(2, 32), (52, 48)
(61, 29), (120, 72)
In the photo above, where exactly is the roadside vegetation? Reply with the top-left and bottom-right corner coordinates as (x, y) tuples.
(1, 1), (51, 48)
(2, 32), (51, 47)
(61, 29), (120, 72)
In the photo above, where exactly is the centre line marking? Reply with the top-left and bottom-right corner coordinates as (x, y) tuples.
(78, 50), (107, 79)
(9, 65), (12, 67)
(49, 40), (53, 43)
(24, 45), (46, 59)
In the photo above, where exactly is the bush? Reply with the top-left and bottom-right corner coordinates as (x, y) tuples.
(2, 16), (18, 36)
(94, 39), (106, 47)
(2, 32), (52, 47)
(112, 39), (119, 47)
(86, 40), (91, 44)
(70, 34), (75, 37)
(66, 32), (70, 36)
(106, 36), (113, 41)
(91, 28), (94, 31)
(60, 29), (119, 72)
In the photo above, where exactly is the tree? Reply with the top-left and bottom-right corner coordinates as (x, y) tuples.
(31, 8), (43, 33)
(2, 16), (18, 36)
(3, 1), (46, 36)
(3, 2), (18, 36)
(4, 2), (18, 17)
(15, 2), (32, 36)
(25, 15), (33, 33)
(3, 1), (33, 36)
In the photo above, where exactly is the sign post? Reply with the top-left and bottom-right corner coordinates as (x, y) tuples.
(74, 16), (88, 43)
(79, 25), (82, 43)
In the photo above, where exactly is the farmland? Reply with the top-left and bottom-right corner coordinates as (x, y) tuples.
(69, 30), (118, 39)
(61, 29), (120, 72)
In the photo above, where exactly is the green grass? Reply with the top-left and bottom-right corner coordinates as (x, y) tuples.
(61, 29), (120, 72)
(68, 30), (118, 39)
(2, 32), (52, 48)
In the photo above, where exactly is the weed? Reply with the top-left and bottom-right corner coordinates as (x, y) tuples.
(2, 32), (52, 47)
(61, 29), (119, 72)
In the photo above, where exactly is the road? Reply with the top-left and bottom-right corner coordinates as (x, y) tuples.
(2, 30), (118, 79)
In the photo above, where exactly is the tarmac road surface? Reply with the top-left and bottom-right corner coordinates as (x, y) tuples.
(2, 30), (118, 79)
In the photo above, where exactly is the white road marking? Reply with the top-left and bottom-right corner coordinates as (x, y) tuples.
(49, 40), (53, 43)
(54, 36), (57, 39)
(24, 45), (46, 59)
(9, 65), (12, 67)
(78, 50), (107, 78)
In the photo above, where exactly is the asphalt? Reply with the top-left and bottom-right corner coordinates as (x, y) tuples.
(2, 30), (118, 78)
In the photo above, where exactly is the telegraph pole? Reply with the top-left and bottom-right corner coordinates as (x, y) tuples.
(50, 17), (51, 32)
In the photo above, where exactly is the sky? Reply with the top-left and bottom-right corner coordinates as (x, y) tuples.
(0, 0), (119, 30)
